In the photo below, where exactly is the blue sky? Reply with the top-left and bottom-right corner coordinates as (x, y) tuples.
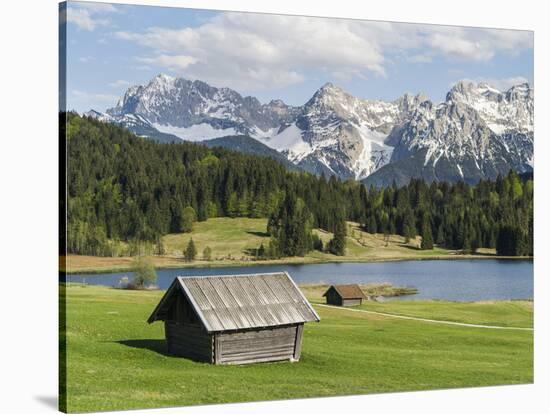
(63, 1), (534, 113)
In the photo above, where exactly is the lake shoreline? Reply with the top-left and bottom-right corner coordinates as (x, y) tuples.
(62, 253), (533, 275)
(61, 258), (534, 302)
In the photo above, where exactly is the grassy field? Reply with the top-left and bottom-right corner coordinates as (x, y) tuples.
(63, 217), (508, 273)
(61, 284), (533, 413)
(301, 285), (533, 328)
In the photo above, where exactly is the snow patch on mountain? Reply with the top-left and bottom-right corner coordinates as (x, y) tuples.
(352, 123), (393, 179)
(259, 123), (313, 162)
(250, 126), (280, 139)
(152, 122), (238, 141)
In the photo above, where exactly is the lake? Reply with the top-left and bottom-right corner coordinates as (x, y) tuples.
(63, 259), (533, 302)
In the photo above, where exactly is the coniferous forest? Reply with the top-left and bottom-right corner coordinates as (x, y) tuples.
(64, 113), (533, 257)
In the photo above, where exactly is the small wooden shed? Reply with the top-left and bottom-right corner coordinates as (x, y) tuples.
(148, 272), (320, 365)
(323, 284), (366, 307)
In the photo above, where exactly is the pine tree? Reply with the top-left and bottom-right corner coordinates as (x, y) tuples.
(237, 190), (249, 217)
(366, 215), (377, 234)
(257, 243), (266, 258)
(420, 218), (434, 250)
(312, 234), (324, 251)
(226, 192), (239, 218)
(155, 236), (166, 256)
(266, 238), (280, 259)
(462, 234), (472, 254)
(184, 238), (197, 262)
(328, 217), (347, 256)
(202, 246), (212, 261)
(496, 225), (525, 256)
(436, 225), (445, 246)
(403, 225), (411, 244)
(180, 206), (197, 233)
(66, 114), (533, 259)
(268, 193), (313, 257)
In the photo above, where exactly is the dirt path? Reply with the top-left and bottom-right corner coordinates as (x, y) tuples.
(314, 303), (533, 331)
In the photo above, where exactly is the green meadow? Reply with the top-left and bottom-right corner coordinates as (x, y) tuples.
(61, 284), (533, 413)
(63, 217), (504, 274)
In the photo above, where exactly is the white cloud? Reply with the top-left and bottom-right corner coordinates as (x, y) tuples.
(425, 26), (532, 62)
(114, 12), (533, 90)
(78, 56), (94, 63)
(108, 80), (131, 88)
(66, 3), (118, 31)
(114, 13), (397, 90)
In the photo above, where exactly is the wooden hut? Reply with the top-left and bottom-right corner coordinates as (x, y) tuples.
(323, 284), (366, 307)
(148, 272), (320, 365)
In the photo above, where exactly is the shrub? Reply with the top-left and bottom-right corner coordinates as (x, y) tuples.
(203, 246), (212, 261)
(131, 257), (157, 289)
(181, 206), (197, 233)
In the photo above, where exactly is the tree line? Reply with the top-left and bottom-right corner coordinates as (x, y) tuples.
(64, 113), (533, 257)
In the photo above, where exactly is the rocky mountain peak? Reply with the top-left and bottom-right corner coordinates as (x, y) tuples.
(93, 75), (533, 185)
(306, 82), (350, 108)
(506, 82), (533, 100)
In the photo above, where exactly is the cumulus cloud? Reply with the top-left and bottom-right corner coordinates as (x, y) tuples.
(425, 26), (533, 62)
(66, 2), (118, 31)
(114, 12), (533, 90)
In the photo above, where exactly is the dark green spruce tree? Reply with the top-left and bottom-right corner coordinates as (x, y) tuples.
(328, 214), (347, 256)
(420, 215), (434, 250)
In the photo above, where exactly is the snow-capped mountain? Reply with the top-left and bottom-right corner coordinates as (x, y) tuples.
(88, 75), (533, 185)
(364, 81), (534, 186)
(104, 74), (299, 140)
(272, 83), (426, 178)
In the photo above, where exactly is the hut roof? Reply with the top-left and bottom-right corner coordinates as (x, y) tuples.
(323, 284), (366, 299)
(148, 272), (320, 332)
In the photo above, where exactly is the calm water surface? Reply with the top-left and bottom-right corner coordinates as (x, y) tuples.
(64, 259), (533, 302)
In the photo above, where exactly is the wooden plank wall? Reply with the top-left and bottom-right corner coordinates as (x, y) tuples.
(215, 325), (299, 365)
(165, 321), (213, 362)
(293, 324), (303, 360)
(342, 298), (362, 307)
(326, 290), (342, 306)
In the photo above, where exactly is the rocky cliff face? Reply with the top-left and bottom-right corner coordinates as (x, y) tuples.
(364, 81), (533, 186)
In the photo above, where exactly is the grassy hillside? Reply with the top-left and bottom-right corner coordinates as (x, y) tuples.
(63, 217), (500, 273)
(61, 284), (533, 413)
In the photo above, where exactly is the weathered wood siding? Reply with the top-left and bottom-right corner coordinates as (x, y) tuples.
(214, 325), (301, 365)
(342, 298), (362, 307)
(165, 321), (213, 362)
(325, 289), (343, 306)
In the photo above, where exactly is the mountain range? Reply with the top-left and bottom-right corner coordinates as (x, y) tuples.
(86, 74), (533, 186)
